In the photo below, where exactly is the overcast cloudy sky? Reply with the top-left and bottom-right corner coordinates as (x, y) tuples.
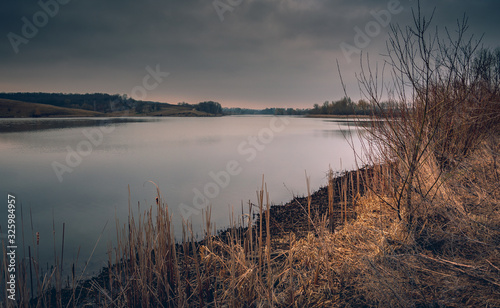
(1, 0), (499, 108)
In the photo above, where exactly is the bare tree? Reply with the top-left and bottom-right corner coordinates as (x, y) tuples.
(350, 1), (499, 229)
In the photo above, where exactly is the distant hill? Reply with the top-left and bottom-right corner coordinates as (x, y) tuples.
(0, 99), (104, 118)
(0, 92), (165, 113)
(0, 93), (221, 117)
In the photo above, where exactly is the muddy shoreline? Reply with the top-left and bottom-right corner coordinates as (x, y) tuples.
(29, 167), (372, 306)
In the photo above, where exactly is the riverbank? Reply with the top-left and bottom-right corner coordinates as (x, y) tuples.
(24, 165), (368, 306)
(6, 121), (498, 306)
(31, 133), (499, 307)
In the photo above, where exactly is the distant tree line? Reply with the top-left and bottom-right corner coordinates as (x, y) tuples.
(195, 101), (223, 114)
(309, 48), (500, 117)
(0, 92), (151, 113)
(177, 101), (223, 115)
(309, 97), (371, 115)
(223, 107), (308, 115)
(0, 93), (225, 115)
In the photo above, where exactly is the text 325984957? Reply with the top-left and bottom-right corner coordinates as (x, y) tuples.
(6, 194), (17, 301)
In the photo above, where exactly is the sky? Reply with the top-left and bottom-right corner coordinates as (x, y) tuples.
(1, 0), (499, 109)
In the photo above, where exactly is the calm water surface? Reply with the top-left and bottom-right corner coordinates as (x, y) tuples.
(0, 116), (361, 276)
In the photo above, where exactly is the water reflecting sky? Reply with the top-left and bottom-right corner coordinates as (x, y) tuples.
(0, 116), (362, 276)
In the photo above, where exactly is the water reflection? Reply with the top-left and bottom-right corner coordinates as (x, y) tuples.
(0, 117), (156, 133)
(0, 116), (362, 276)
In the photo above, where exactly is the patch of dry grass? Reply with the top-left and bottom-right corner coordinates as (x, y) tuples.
(0, 99), (103, 118)
(3, 3), (499, 306)
(3, 133), (498, 307)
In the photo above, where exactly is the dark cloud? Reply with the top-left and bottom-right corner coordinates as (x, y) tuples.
(1, 0), (499, 108)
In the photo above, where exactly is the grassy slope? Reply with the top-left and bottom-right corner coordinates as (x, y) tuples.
(57, 133), (500, 307)
(0, 98), (104, 117)
(0, 98), (217, 118)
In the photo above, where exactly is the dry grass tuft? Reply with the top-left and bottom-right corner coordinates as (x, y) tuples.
(3, 4), (499, 306)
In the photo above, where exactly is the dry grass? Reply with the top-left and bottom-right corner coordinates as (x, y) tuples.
(331, 134), (500, 307)
(2, 133), (499, 307)
(2, 4), (499, 306)
(3, 122), (498, 307)
(0, 99), (103, 118)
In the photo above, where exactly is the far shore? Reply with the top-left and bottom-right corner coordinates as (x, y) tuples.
(305, 114), (371, 119)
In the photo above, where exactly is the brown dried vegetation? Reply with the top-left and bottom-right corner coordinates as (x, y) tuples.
(2, 3), (500, 307)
